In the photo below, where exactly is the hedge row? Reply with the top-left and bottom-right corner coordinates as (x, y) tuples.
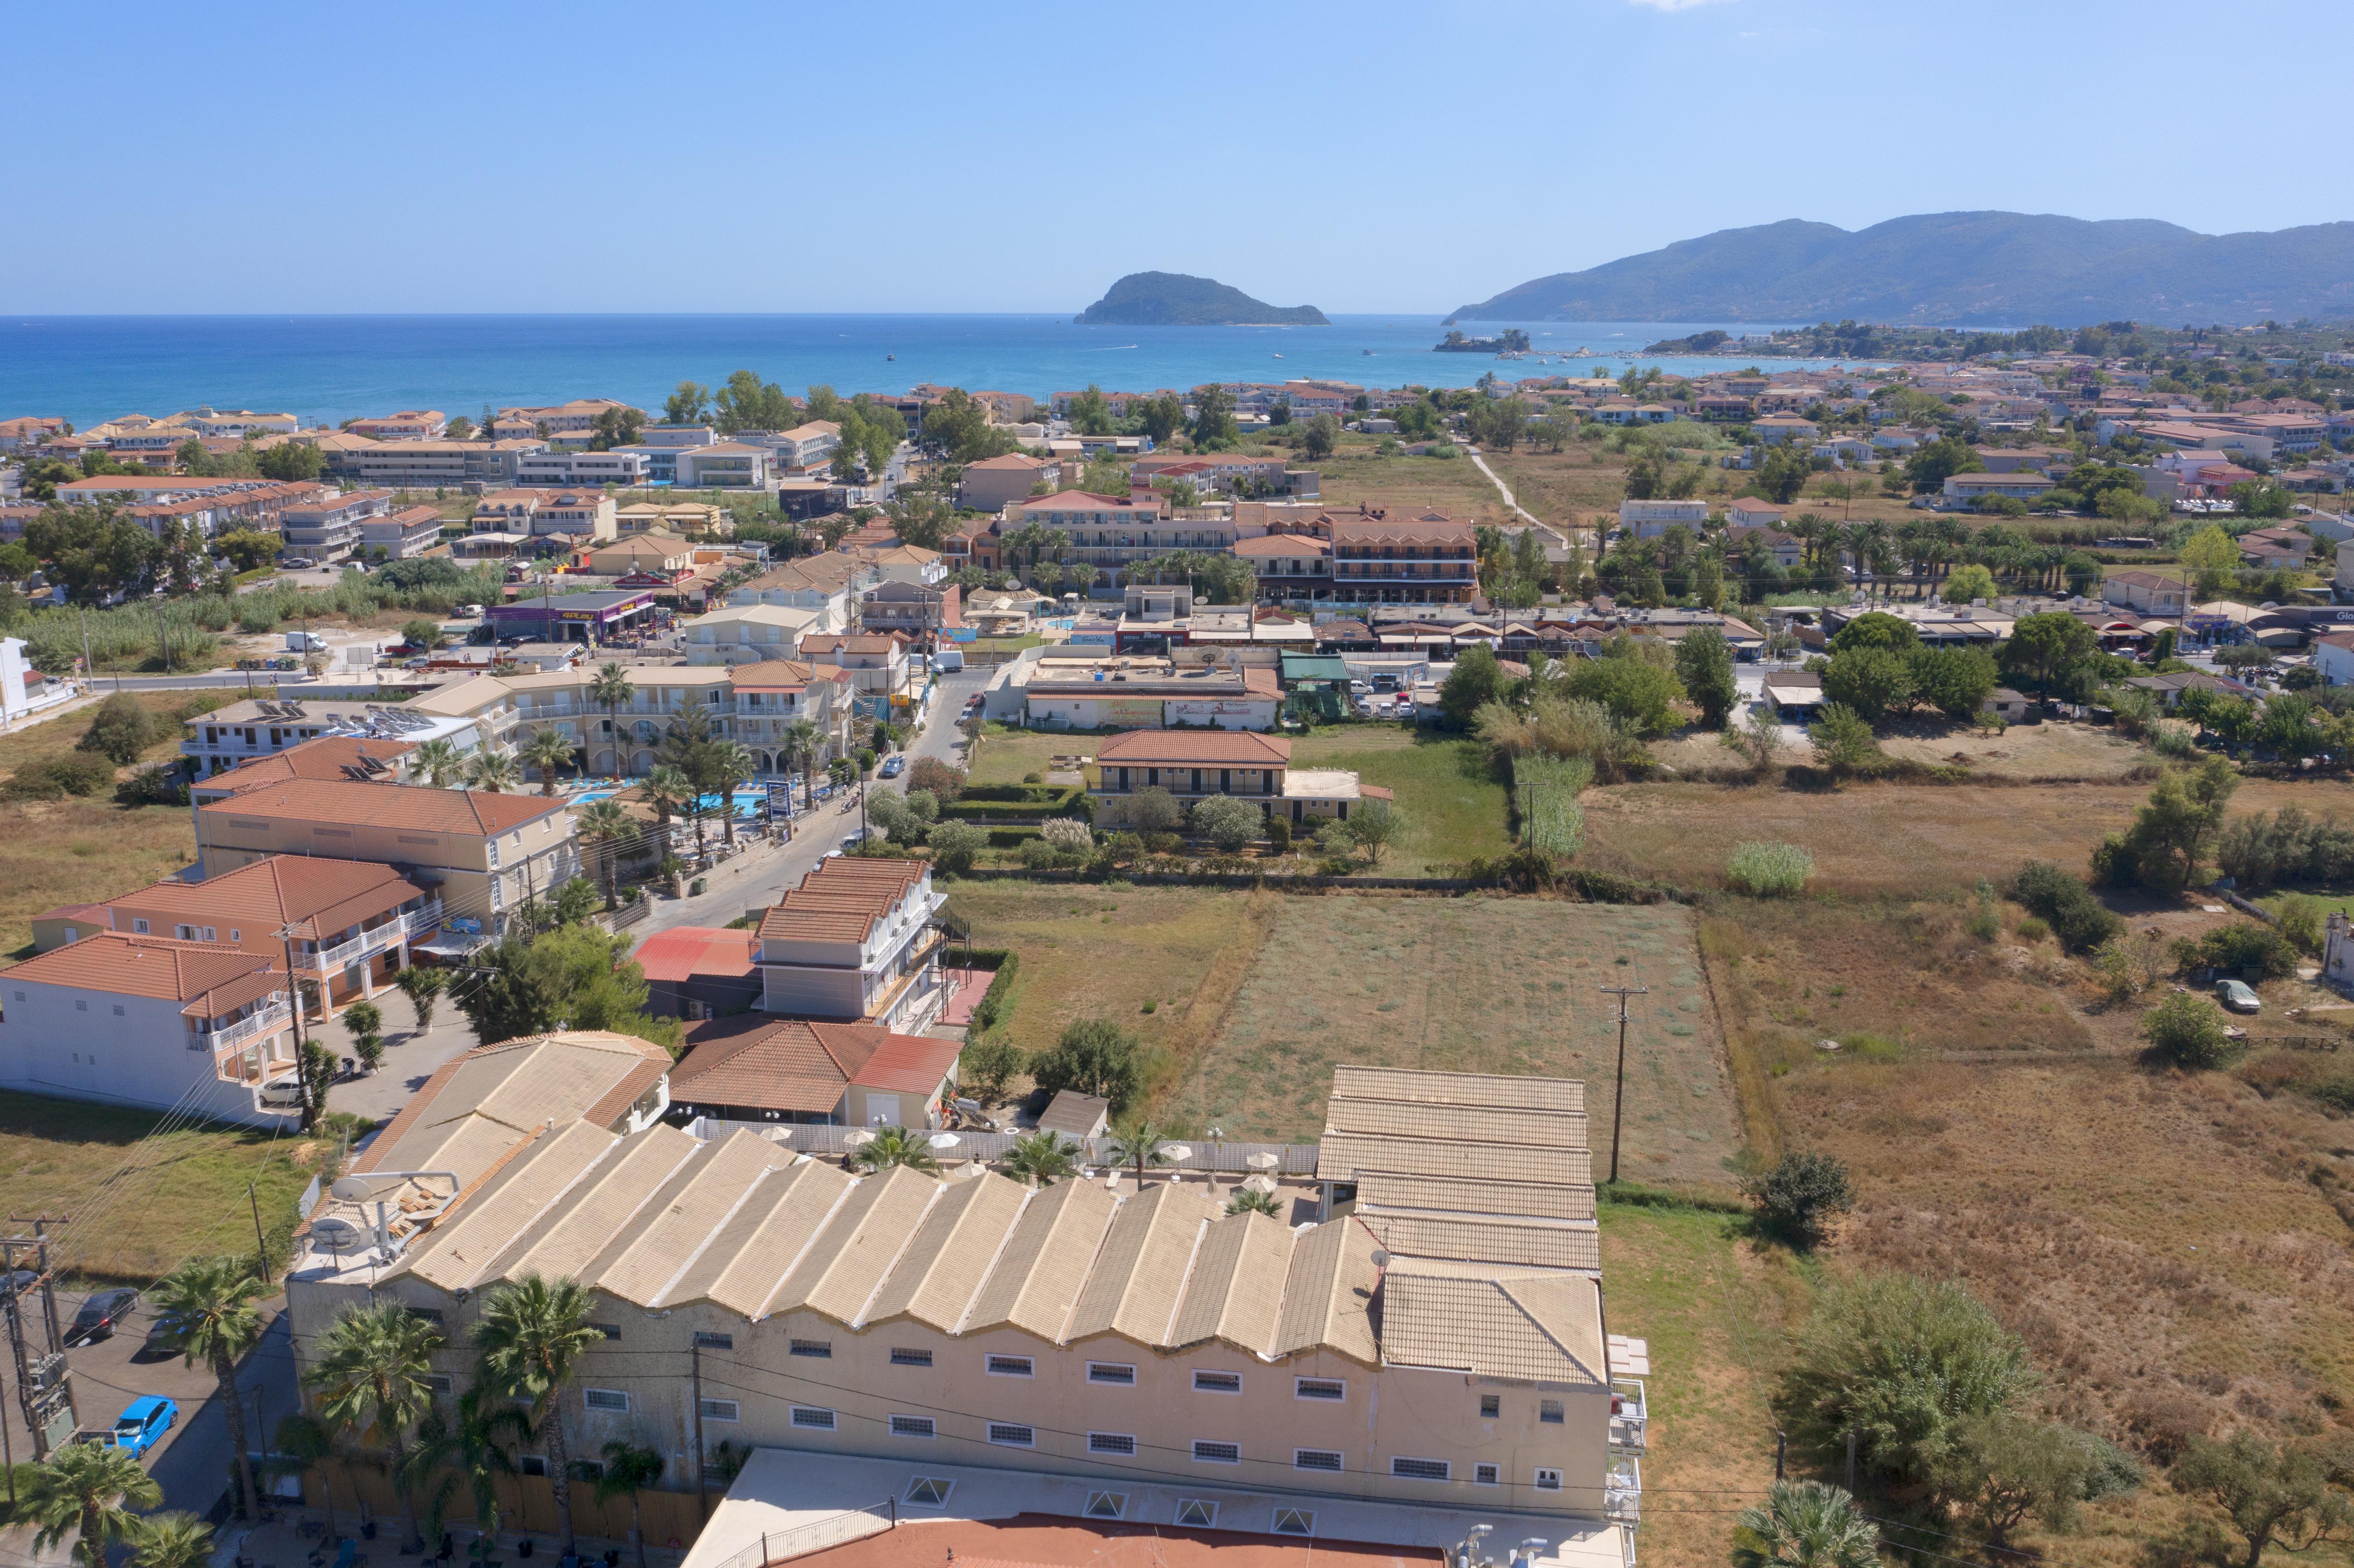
(937, 797), (1090, 823)
(985, 828), (1043, 848)
(967, 950), (1020, 1032)
(960, 784), (1076, 804)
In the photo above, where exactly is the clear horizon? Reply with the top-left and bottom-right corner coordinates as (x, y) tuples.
(6, 0), (2348, 316)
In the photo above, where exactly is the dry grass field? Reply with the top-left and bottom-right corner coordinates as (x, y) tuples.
(1164, 898), (1739, 1184)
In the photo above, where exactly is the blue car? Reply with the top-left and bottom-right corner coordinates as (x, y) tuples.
(110, 1396), (177, 1457)
(879, 756), (905, 778)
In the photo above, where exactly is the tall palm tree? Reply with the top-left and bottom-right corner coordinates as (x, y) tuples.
(644, 764), (693, 865)
(130, 1513), (215, 1568)
(471, 1273), (606, 1560)
(588, 663), (636, 775)
(576, 799), (635, 909)
(1729, 1481), (1880, 1568)
(305, 1299), (444, 1553)
(411, 739), (466, 788)
(401, 1388), (529, 1564)
(151, 1254), (267, 1519)
(520, 725), (576, 797)
(590, 1441), (667, 1568)
(273, 1412), (340, 1545)
(709, 739), (754, 848)
(785, 718), (824, 807)
(1105, 1121), (1173, 1185)
(463, 750), (517, 793)
(1002, 1130), (1078, 1188)
(849, 1125), (939, 1174)
(23, 1438), (163, 1566)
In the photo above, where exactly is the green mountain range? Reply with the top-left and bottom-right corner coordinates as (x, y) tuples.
(1077, 272), (1329, 327)
(1455, 212), (2354, 327)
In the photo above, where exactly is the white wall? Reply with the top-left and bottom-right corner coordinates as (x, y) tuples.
(0, 986), (283, 1128)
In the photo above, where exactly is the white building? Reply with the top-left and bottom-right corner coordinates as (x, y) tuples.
(514, 450), (647, 488)
(0, 637), (77, 728)
(755, 856), (947, 1031)
(683, 603), (827, 664)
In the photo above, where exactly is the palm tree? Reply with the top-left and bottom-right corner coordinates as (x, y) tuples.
(23, 1438), (163, 1566)
(709, 739), (754, 848)
(644, 764), (693, 865)
(520, 725), (576, 797)
(463, 750), (517, 793)
(394, 965), (448, 1035)
(1729, 1481), (1880, 1568)
(576, 799), (635, 909)
(305, 1299), (444, 1553)
(1105, 1121), (1173, 1185)
(1226, 1188), (1282, 1217)
(1002, 1130), (1078, 1187)
(588, 663), (636, 775)
(151, 1254), (267, 1519)
(130, 1514), (215, 1568)
(849, 1125), (939, 1175)
(590, 1441), (666, 1568)
(402, 1388), (529, 1565)
(471, 1273), (605, 1560)
(411, 738), (466, 788)
(273, 1412), (339, 1545)
(784, 718), (824, 808)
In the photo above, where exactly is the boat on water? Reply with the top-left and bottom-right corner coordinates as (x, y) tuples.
(886, 352), (895, 360)
(1272, 353), (1284, 359)
(1362, 348), (1374, 355)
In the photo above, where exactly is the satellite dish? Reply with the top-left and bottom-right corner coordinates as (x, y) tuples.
(313, 1216), (363, 1239)
(330, 1177), (373, 1201)
(1370, 1250), (1392, 1269)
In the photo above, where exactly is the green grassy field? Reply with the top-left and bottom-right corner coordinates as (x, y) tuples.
(0, 1091), (333, 1283)
(1289, 726), (1508, 872)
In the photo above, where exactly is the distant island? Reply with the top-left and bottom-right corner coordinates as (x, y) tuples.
(1435, 328), (1530, 354)
(1076, 272), (1329, 327)
(1452, 211), (2354, 327)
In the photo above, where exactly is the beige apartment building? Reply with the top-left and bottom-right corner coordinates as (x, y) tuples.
(195, 779), (577, 934)
(285, 1062), (1633, 1549)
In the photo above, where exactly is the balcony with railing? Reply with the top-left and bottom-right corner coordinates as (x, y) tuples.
(1610, 1378), (1647, 1453)
(297, 901), (442, 972)
(204, 1001), (292, 1056)
(1605, 1455), (1641, 1525)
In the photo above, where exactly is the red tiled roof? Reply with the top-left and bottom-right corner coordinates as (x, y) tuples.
(1094, 730), (1290, 766)
(757, 857), (928, 945)
(2, 930), (282, 1009)
(199, 735), (419, 794)
(633, 926), (758, 984)
(198, 779), (566, 836)
(89, 855), (426, 942)
(670, 1016), (953, 1113)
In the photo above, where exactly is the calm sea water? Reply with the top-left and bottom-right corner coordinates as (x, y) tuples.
(0, 314), (1838, 429)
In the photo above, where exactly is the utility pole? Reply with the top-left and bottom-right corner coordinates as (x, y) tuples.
(1598, 984), (1648, 1186)
(4, 1219), (72, 1458)
(274, 922), (318, 1132)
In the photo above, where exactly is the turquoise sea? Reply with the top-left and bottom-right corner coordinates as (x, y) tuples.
(0, 314), (1839, 429)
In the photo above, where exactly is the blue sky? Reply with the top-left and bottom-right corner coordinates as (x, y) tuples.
(7, 0), (2348, 314)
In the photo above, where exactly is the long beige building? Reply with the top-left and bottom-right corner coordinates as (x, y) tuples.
(286, 1059), (1637, 1554)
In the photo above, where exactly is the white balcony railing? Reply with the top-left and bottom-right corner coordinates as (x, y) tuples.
(1605, 1456), (1642, 1525)
(1610, 1379), (1647, 1453)
(302, 901), (440, 971)
(206, 1001), (292, 1053)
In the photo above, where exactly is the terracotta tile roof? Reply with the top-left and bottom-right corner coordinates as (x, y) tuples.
(632, 926), (758, 984)
(1093, 730), (1290, 767)
(1231, 534), (1330, 558)
(95, 855), (428, 942)
(198, 735), (419, 793)
(198, 778), (566, 836)
(1, 930), (282, 1009)
(672, 1016), (953, 1113)
(1330, 514), (1473, 548)
(726, 660), (828, 690)
(756, 857), (928, 945)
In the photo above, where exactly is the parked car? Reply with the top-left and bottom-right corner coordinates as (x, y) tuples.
(2217, 978), (2261, 1014)
(878, 756), (905, 779)
(108, 1397), (178, 1457)
(66, 1287), (141, 1346)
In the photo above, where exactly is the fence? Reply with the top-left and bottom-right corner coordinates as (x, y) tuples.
(698, 1500), (896, 1568)
(693, 1119), (1323, 1175)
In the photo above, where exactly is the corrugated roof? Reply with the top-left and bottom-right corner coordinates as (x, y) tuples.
(669, 1159), (854, 1317)
(763, 1164), (941, 1324)
(1269, 1217), (1381, 1365)
(1067, 1182), (1219, 1345)
(1166, 1209), (1294, 1352)
(1330, 1065), (1584, 1114)
(401, 1121), (620, 1293)
(486, 1125), (701, 1285)
(962, 1178), (1118, 1340)
(861, 1172), (1029, 1331)
(580, 1131), (793, 1306)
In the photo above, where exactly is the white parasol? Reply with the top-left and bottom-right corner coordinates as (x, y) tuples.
(1246, 1151), (1281, 1171)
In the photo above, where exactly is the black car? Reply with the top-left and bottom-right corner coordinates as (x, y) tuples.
(66, 1288), (140, 1346)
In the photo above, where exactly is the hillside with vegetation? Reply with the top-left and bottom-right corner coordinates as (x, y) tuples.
(1455, 210), (2354, 326)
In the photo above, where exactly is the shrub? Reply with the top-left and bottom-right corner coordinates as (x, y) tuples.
(2010, 860), (2123, 953)
(2277, 893), (2325, 956)
(1039, 816), (1092, 853)
(1144, 831), (1181, 856)
(117, 760), (188, 807)
(2015, 915), (2051, 943)
(1265, 816), (1292, 854)
(925, 821), (984, 873)
(77, 692), (159, 765)
(2143, 992), (2241, 1070)
(1189, 794), (1261, 853)
(1127, 786), (1182, 834)
(1028, 1017), (1144, 1113)
(1726, 840), (1815, 896)
(905, 757), (965, 801)
(1018, 839), (1061, 870)
(7, 752), (118, 798)
(1740, 1150), (1854, 1247)
(1807, 702), (1882, 775)
(2189, 919), (2297, 981)
(1781, 1272), (2036, 1486)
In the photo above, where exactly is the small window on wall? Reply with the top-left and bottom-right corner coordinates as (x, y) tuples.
(891, 1415), (936, 1440)
(1089, 1432), (1136, 1456)
(1390, 1456), (1450, 1482)
(988, 1423), (1035, 1449)
(1088, 1362), (1135, 1386)
(1192, 1440), (1240, 1465)
(703, 1399), (743, 1422)
(1473, 1463), (1500, 1486)
(694, 1332), (733, 1350)
(1480, 1394), (1501, 1418)
(1540, 1399), (1563, 1424)
(1294, 1449), (1343, 1472)
(583, 1389), (629, 1413)
(1534, 1468), (1563, 1492)
(986, 1354), (1034, 1377)
(1193, 1370), (1241, 1394)
(1272, 1509), (1315, 1538)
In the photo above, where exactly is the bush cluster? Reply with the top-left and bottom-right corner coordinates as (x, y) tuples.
(2009, 861), (2123, 953)
(1726, 840), (1815, 896)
